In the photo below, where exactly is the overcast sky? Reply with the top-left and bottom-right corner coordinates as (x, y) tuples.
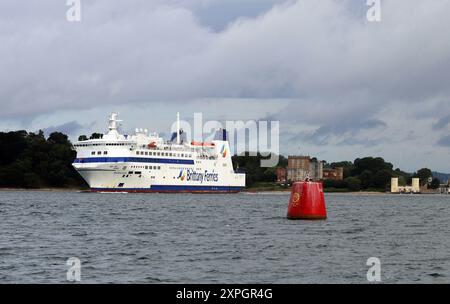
(1, 0), (450, 172)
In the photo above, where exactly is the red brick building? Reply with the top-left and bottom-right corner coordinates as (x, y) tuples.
(322, 167), (344, 181)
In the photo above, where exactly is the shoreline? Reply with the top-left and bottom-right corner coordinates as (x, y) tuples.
(244, 189), (388, 195)
(0, 187), (382, 194)
(0, 187), (86, 192)
(1, 188), (445, 195)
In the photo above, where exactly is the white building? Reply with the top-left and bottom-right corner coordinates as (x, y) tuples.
(391, 177), (421, 194)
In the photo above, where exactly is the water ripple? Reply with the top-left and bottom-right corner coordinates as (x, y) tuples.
(1, 191), (449, 283)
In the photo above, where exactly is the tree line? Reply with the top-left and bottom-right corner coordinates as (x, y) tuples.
(323, 158), (441, 191)
(0, 129), (442, 191)
(232, 154), (441, 191)
(0, 130), (86, 188)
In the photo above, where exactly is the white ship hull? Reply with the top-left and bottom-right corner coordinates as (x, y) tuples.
(72, 113), (245, 193)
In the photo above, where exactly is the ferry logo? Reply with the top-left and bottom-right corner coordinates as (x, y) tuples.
(177, 169), (186, 181)
(220, 145), (227, 158)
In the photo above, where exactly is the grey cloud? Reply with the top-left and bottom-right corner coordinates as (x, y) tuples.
(194, 0), (288, 31)
(437, 135), (450, 147)
(300, 119), (386, 146)
(283, 118), (386, 146)
(2, 0), (450, 120)
(433, 115), (450, 130)
(2, 0), (450, 171)
(336, 137), (387, 147)
(42, 120), (91, 137)
(311, 119), (386, 138)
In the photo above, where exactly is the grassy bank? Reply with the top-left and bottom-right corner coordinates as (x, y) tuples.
(245, 182), (386, 193)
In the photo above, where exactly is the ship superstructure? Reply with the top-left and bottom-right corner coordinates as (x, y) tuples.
(72, 113), (245, 193)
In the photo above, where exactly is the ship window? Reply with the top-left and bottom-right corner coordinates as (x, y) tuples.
(145, 152), (148, 155)
(103, 151), (107, 155)
(118, 183), (124, 188)
(91, 151), (95, 155)
(145, 166), (148, 169)
(136, 151), (139, 155)
(158, 166), (161, 170)
(97, 151), (101, 155)
(157, 152), (160, 156)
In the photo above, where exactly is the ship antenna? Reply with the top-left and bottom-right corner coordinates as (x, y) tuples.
(176, 112), (180, 145)
(109, 112), (122, 131)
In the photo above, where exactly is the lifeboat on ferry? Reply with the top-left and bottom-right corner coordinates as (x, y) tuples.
(147, 141), (157, 148)
(191, 141), (215, 147)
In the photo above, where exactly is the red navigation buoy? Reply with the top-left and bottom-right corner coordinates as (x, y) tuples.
(287, 181), (327, 220)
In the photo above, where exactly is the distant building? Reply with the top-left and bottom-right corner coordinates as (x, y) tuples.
(286, 156), (323, 182)
(276, 168), (287, 184)
(323, 167), (344, 181)
(391, 177), (421, 193)
(309, 158), (323, 181)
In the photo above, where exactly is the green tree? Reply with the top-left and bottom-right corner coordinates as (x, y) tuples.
(415, 168), (432, 185)
(359, 170), (373, 189)
(0, 129), (86, 189)
(90, 133), (103, 139)
(48, 132), (70, 145)
(372, 169), (392, 189)
(232, 153), (286, 188)
(330, 161), (354, 178)
(323, 179), (347, 189)
(345, 177), (361, 191)
(353, 157), (393, 176)
(430, 178), (441, 189)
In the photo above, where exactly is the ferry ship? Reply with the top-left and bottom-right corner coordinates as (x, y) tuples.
(72, 113), (246, 193)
